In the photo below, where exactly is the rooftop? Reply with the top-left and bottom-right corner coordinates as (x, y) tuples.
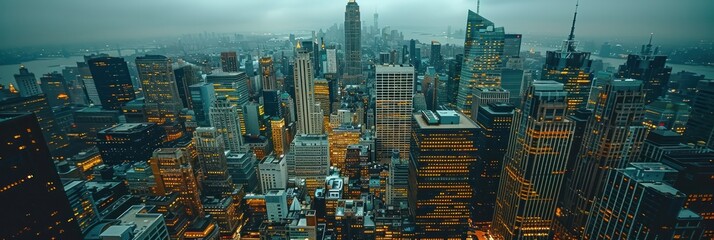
(414, 110), (479, 130)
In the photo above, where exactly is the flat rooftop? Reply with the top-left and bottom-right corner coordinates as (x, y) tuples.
(413, 111), (479, 130)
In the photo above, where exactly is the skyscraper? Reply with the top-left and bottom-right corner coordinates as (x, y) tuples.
(136, 55), (183, 126)
(209, 96), (244, 152)
(260, 56), (277, 91)
(410, 110), (479, 239)
(194, 127), (235, 197)
(386, 149), (409, 209)
(473, 102), (514, 228)
(663, 152), (714, 238)
(174, 64), (200, 109)
(617, 35), (672, 104)
(286, 134), (330, 194)
(343, 0), (362, 85)
(221, 51), (239, 72)
(491, 81), (575, 239)
(39, 72), (71, 107)
(96, 123), (166, 165)
(87, 56), (136, 110)
(258, 154), (288, 194)
(684, 80), (714, 149)
(0, 113), (82, 239)
(375, 64), (414, 160)
(554, 79), (648, 239)
(13, 65), (42, 97)
(294, 46), (324, 135)
(430, 41), (442, 71)
(541, 4), (593, 113)
(0, 95), (66, 155)
(470, 87), (509, 123)
(457, 10), (505, 118)
(150, 148), (204, 217)
(189, 82), (216, 127)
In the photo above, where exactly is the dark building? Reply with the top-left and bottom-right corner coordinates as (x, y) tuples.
(446, 54), (463, 107)
(260, 56), (278, 91)
(684, 80), (714, 149)
(410, 110), (479, 239)
(0, 94), (66, 155)
(429, 41), (442, 71)
(617, 37), (672, 104)
(503, 34), (522, 59)
(96, 123), (166, 165)
(263, 89), (282, 118)
(174, 64), (200, 109)
(343, 0), (362, 85)
(555, 79), (648, 239)
(70, 106), (122, 148)
(39, 72), (71, 108)
(13, 65), (42, 97)
(221, 51), (238, 72)
(473, 102), (513, 228)
(663, 152), (714, 238)
(87, 57), (136, 110)
(0, 113), (82, 239)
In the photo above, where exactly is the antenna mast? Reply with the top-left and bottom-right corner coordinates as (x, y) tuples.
(477, 0), (480, 14)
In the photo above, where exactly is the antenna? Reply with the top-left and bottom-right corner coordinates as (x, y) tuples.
(477, 0), (480, 14)
(568, 0), (579, 42)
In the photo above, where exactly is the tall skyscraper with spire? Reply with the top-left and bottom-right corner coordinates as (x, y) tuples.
(617, 34), (672, 104)
(553, 79), (648, 239)
(541, 2), (593, 113)
(456, 10), (505, 118)
(343, 0), (362, 85)
(491, 81), (575, 239)
(294, 44), (324, 135)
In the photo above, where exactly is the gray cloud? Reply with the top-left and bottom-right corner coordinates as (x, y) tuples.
(0, 0), (712, 48)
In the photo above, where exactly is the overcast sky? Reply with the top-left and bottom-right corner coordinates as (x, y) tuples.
(1, 0), (712, 48)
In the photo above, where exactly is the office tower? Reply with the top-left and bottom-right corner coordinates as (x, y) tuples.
(473, 102), (514, 227)
(457, 10), (506, 117)
(174, 64), (200, 108)
(150, 148), (204, 217)
(446, 54), (463, 106)
(343, 144), (371, 198)
(203, 196), (241, 239)
(584, 163), (698, 239)
(87, 56), (136, 110)
(294, 46), (324, 135)
(555, 79), (648, 238)
(430, 41), (442, 70)
(38, 72), (71, 107)
(386, 150), (409, 209)
(13, 65), (42, 97)
(334, 199), (372, 239)
(63, 180), (99, 234)
(221, 51), (239, 72)
(242, 101), (263, 137)
(663, 153), (714, 238)
(325, 47), (338, 74)
(126, 161), (160, 195)
(136, 54), (183, 125)
(375, 65), (414, 160)
(0, 95), (66, 155)
(617, 36), (672, 104)
(96, 123), (166, 165)
(642, 97), (690, 134)
(226, 151), (258, 192)
(270, 117), (287, 156)
(0, 113), (82, 239)
(491, 81), (575, 239)
(503, 34), (522, 59)
(641, 129), (710, 162)
(260, 57), (278, 91)
(541, 5), (593, 113)
(684, 80), (714, 148)
(61, 66), (89, 105)
(343, 0), (362, 85)
(209, 96), (244, 152)
(245, 54), (255, 78)
(189, 83), (216, 127)
(470, 87), (509, 122)
(77, 60), (102, 105)
(328, 126), (361, 170)
(184, 215), (221, 240)
(265, 189), (289, 222)
(259, 154), (288, 193)
(263, 89), (282, 118)
(122, 98), (146, 123)
(410, 110), (479, 239)
(97, 205), (170, 240)
(206, 71), (251, 109)
(314, 78), (331, 117)
(286, 134), (330, 194)
(194, 127), (235, 197)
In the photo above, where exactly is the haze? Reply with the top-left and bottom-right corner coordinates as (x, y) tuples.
(1, 0), (712, 48)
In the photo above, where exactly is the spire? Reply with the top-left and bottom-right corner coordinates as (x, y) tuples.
(477, 0), (480, 14)
(642, 33), (654, 56)
(565, 0), (579, 52)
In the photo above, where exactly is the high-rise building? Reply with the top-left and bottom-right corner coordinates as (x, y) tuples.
(87, 56), (136, 110)
(554, 79), (648, 239)
(189, 82), (216, 127)
(343, 0), (362, 85)
(0, 113), (82, 239)
(430, 41), (442, 71)
(221, 51), (239, 72)
(13, 65), (42, 97)
(617, 36), (672, 104)
(328, 126), (361, 170)
(260, 56), (278, 91)
(375, 65), (414, 160)
(77, 59), (102, 105)
(265, 189), (289, 222)
(541, 6), (593, 113)
(503, 34), (522, 59)
(491, 81), (575, 239)
(96, 123), (166, 165)
(457, 10), (505, 118)
(174, 64), (201, 109)
(643, 97), (690, 134)
(386, 150), (409, 209)
(206, 71), (251, 109)
(294, 46), (324, 135)
(325, 47), (338, 74)
(62, 66), (89, 105)
(286, 134), (330, 194)
(150, 148), (204, 217)
(473, 102), (514, 228)
(663, 152), (714, 238)
(194, 127), (235, 197)
(209, 96), (244, 152)
(258, 154), (288, 193)
(584, 163), (698, 239)
(242, 101), (264, 137)
(470, 87), (509, 123)
(39, 72), (71, 107)
(410, 110), (479, 239)
(226, 151), (258, 192)
(0, 94), (66, 155)
(97, 205), (170, 240)
(136, 55), (184, 126)
(684, 80), (714, 149)
(270, 117), (287, 156)
(63, 180), (99, 234)
(314, 78), (331, 117)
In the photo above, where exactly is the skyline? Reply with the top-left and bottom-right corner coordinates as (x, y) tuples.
(1, 0), (713, 49)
